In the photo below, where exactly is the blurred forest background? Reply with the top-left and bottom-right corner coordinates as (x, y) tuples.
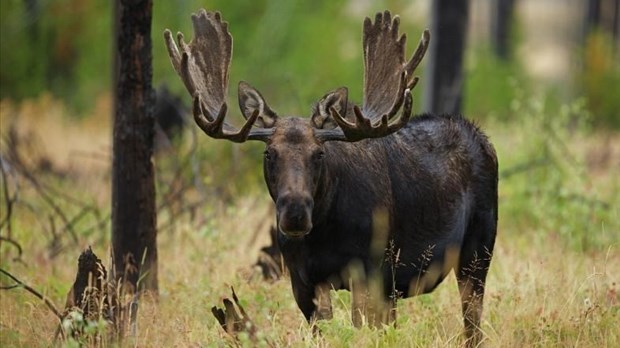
(1, 0), (618, 125)
(1, 0), (619, 346)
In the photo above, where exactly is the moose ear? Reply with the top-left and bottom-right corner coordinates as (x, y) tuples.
(238, 81), (278, 128)
(311, 87), (348, 129)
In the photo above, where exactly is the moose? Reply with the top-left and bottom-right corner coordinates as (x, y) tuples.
(164, 9), (498, 346)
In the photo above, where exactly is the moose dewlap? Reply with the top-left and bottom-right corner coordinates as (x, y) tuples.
(164, 9), (497, 347)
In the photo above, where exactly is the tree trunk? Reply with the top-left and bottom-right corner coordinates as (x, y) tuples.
(112, 0), (157, 293)
(423, 0), (470, 115)
(583, 0), (619, 53)
(585, 0), (602, 33)
(490, 0), (516, 60)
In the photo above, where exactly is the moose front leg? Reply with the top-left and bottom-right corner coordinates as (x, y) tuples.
(290, 275), (333, 323)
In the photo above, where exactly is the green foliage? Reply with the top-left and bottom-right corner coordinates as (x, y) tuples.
(153, 0), (422, 113)
(1, 4), (619, 345)
(2, 0), (426, 116)
(0, 0), (110, 113)
(61, 310), (110, 347)
(1, 0), (52, 99)
(497, 94), (619, 251)
(464, 46), (531, 121)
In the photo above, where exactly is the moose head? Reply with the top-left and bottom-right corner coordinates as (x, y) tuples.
(164, 10), (429, 238)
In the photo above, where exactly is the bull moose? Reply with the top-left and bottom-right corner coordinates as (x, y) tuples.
(164, 9), (498, 346)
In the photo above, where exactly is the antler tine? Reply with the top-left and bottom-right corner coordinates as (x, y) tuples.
(388, 87), (412, 132)
(314, 12), (426, 143)
(404, 29), (430, 89)
(193, 96), (273, 143)
(163, 29), (181, 72)
(317, 87), (412, 143)
(383, 70), (408, 120)
(165, 9), (273, 143)
(362, 10), (410, 118)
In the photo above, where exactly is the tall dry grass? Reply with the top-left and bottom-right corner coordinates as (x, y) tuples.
(0, 95), (618, 347)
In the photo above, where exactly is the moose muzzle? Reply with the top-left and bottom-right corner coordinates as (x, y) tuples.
(276, 193), (313, 237)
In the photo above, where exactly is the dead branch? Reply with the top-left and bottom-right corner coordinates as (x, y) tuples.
(69, 149), (111, 163)
(0, 267), (63, 320)
(0, 128), (112, 258)
(155, 126), (206, 235)
(3, 128), (79, 245)
(157, 200), (207, 233)
(211, 286), (258, 341)
(0, 236), (23, 261)
(0, 156), (17, 235)
(80, 212), (111, 240)
(0, 156), (23, 261)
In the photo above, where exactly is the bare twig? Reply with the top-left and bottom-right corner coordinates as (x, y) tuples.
(0, 236), (23, 261)
(157, 200), (206, 233)
(69, 149), (111, 163)
(81, 212), (111, 239)
(25, 175), (80, 244)
(0, 155), (24, 262)
(3, 130), (80, 245)
(0, 268), (63, 320)
(0, 156), (17, 234)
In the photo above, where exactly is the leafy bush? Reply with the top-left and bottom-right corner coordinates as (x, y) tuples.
(497, 94), (618, 251)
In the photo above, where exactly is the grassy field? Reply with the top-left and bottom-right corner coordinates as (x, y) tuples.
(0, 94), (618, 347)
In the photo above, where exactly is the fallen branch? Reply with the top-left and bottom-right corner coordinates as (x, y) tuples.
(211, 286), (258, 340)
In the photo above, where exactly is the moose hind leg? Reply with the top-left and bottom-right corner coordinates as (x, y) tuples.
(457, 210), (496, 347)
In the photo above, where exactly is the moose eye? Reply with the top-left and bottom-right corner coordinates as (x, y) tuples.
(313, 150), (325, 161)
(264, 149), (276, 161)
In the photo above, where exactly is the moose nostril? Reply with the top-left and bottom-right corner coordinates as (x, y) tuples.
(276, 194), (314, 236)
(288, 202), (306, 221)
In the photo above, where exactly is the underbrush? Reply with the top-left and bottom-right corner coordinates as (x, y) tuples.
(0, 95), (618, 347)
(495, 96), (619, 251)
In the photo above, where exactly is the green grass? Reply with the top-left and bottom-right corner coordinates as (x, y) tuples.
(0, 94), (619, 347)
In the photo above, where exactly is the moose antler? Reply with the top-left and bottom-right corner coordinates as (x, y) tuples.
(164, 10), (273, 142)
(315, 80), (413, 142)
(314, 11), (428, 143)
(362, 11), (430, 119)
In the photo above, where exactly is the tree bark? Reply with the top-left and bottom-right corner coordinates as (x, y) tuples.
(490, 0), (515, 60)
(585, 0), (602, 33)
(583, 0), (619, 52)
(423, 0), (470, 115)
(112, 0), (157, 293)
